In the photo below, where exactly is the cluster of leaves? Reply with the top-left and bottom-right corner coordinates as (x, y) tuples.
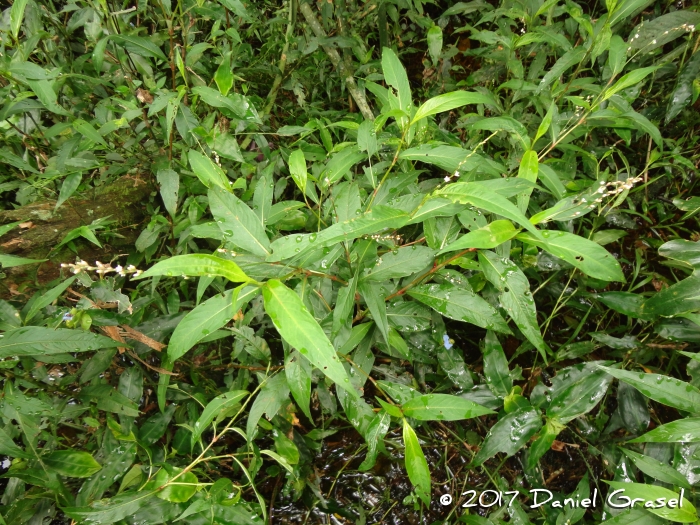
(1, 0), (700, 523)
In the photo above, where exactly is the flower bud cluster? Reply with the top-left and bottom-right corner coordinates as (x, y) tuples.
(60, 260), (142, 277)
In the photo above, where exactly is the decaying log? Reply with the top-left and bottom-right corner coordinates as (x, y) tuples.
(0, 175), (154, 290)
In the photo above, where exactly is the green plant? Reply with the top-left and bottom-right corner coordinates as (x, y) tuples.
(1, 0), (700, 524)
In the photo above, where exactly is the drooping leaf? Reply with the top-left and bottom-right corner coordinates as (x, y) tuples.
(630, 418), (700, 443)
(0, 327), (122, 358)
(381, 47), (412, 116)
(209, 187), (272, 257)
(401, 394), (494, 420)
(402, 419), (430, 505)
(411, 91), (493, 125)
(599, 366), (700, 414)
(45, 450), (102, 478)
(136, 254), (251, 283)
(479, 251), (550, 359)
(263, 280), (357, 398)
(407, 282), (511, 333)
(517, 230), (625, 282)
(192, 390), (249, 445)
(362, 246), (434, 281)
(188, 150), (232, 192)
(358, 410), (391, 471)
(471, 408), (542, 466)
(246, 373), (290, 438)
(483, 331), (512, 398)
(112, 35), (168, 61)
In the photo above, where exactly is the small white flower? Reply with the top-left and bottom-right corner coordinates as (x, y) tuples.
(444, 176), (451, 182)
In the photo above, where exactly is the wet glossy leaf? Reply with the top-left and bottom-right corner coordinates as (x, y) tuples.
(401, 394), (494, 420)
(155, 467), (198, 503)
(45, 450), (102, 478)
(479, 251), (549, 358)
(382, 47), (412, 115)
(168, 286), (257, 362)
(362, 246), (434, 281)
(359, 411), (391, 471)
(620, 448), (691, 489)
(402, 419), (430, 505)
(192, 390), (248, 445)
(136, 254), (251, 283)
(319, 146), (367, 187)
(598, 366), (700, 414)
(483, 331), (512, 398)
(630, 418), (700, 443)
(605, 481), (696, 522)
(63, 490), (159, 523)
(471, 407), (542, 466)
(209, 187), (271, 257)
(263, 280), (356, 398)
(658, 239), (700, 269)
(285, 349), (312, 420)
(0, 327), (122, 358)
(288, 149), (307, 193)
(547, 367), (612, 423)
(438, 183), (542, 238)
(517, 231), (625, 282)
(246, 374), (290, 438)
(438, 220), (517, 254)
(408, 282), (510, 333)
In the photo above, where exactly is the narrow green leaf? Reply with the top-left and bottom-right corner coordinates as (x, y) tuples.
(56, 173), (82, 211)
(136, 254), (251, 283)
(402, 419), (431, 505)
(215, 53), (234, 96)
(246, 373), (290, 438)
(319, 145), (367, 188)
(598, 366), (700, 414)
(362, 246), (434, 282)
(192, 390), (248, 445)
(641, 275), (700, 317)
(0, 327), (121, 358)
(478, 251), (550, 358)
(401, 394), (494, 421)
(157, 169), (179, 218)
(517, 230), (625, 282)
(263, 280), (357, 398)
(285, 349), (312, 420)
(620, 448), (691, 489)
(630, 418), (700, 443)
(188, 150), (231, 192)
(411, 91), (493, 125)
(407, 282), (511, 333)
(604, 66), (658, 100)
(427, 25), (443, 66)
(63, 491), (158, 523)
(605, 481), (696, 523)
(358, 411), (391, 471)
(73, 119), (108, 147)
(288, 149), (307, 193)
(471, 408), (542, 466)
(112, 35), (167, 61)
(381, 47), (412, 115)
(438, 220), (517, 254)
(45, 450), (102, 478)
(10, 0), (29, 39)
(209, 187), (272, 257)
(483, 331), (512, 398)
(0, 254), (47, 268)
(437, 183), (543, 239)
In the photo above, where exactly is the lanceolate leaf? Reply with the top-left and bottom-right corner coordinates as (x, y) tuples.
(136, 254), (252, 283)
(479, 251), (550, 359)
(209, 187), (272, 257)
(192, 390), (248, 445)
(362, 246), (434, 281)
(407, 282), (511, 333)
(630, 418), (700, 443)
(517, 230), (625, 282)
(188, 150), (231, 192)
(411, 91), (493, 124)
(620, 448), (691, 489)
(381, 47), (412, 115)
(605, 481), (696, 523)
(63, 491), (159, 523)
(262, 280), (357, 398)
(437, 183), (543, 239)
(438, 220), (517, 254)
(641, 275), (700, 317)
(269, 206), (409, 262)
(112, 35), (167, 61)
(483, 331), (512, 398)
(402, 419), (430, 505)
(401, 394), (494, 420)
(599, 366), (700, 414)
(44, 450), (102, 478)
(0, 327), (122, 358)
(168, 286), (258, 362)
(471, 408), (542, 466)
